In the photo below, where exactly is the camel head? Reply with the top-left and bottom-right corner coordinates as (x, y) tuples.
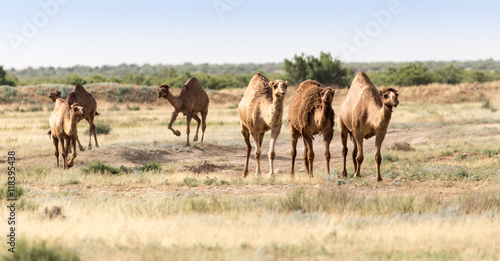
(269, 80), (288, 97)
(321, 87), (335, 104)
(70, 103), (85, 120)
(380, 87), (399, 109)
(157, 84), (170, 99)
(49, 91), (61, 102)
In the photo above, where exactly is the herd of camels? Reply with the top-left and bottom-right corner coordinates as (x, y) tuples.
(48, 71), (399, 181)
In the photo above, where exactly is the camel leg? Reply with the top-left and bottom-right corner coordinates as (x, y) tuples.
(200, 109), (207, 143)
(192, 114), (201, 142)
(304, 136), (315, 177)
(53, 136), (59, 168)
(353, 132), (364, 178)
(76, 134), (85, 151)
(303, 139), (309, 175)
(252, 131), (262, 176)
(168, 110), (181, 137)
(67, 137), (77, 168)
(60, 138), (68, 169)
(185, 114), (192, 147)
(92, 122), (99, 148)
(374, 130), (387, 182)
(241, 125), (251, 178)
(87, 120), (93, 150)
(268, 126), (281, 177)
(339, 120), (349, 178)
(290, 128), (300, 178)
(323, 130), (333, 174)
(351, 134), (358, 174)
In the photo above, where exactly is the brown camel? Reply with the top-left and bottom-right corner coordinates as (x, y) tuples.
(157, 77), (209, 147)
(66, 84), (99, 150)
(288, 80), (335, 177)
(238, 73), (288, 177)
(338, 72), (399, 181)
(49, 97), (85, 169)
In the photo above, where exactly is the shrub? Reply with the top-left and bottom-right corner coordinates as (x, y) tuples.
(81, 160), (121, 175)
(1, 240), (80, 261)
(139, 161), (162, 172)
(86, 122), (111, 135)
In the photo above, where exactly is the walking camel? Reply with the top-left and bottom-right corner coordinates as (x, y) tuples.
(49, 96), (85, 169)
(238, 73), (288, 177)
(157, 77), (209, 147)
(338, 72), (399, 181)
(288, 80), (335, 177)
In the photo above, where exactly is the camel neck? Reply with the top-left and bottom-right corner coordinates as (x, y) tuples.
(317, 102), (332, 129)
(267, 95), (285, 126)
(65, 111), (79, 136)
(165, 92), (183, 108)
(376, 104), (393, 129)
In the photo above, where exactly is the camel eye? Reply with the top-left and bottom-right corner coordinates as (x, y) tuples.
(384, 94), (389, 99)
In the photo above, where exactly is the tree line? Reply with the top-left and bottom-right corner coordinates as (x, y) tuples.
(2, 56), (500, 89)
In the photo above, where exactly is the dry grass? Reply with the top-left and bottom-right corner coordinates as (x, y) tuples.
(1, 82), (500, 260)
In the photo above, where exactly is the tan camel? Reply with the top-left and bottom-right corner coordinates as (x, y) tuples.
(288, 80), (335, 177)
(49, 97), (85, 169)
(67, 84), (99, 150)
(157, 77), (209, 147)
(338, 72), (399, 181)
(238, 73), (288, 177)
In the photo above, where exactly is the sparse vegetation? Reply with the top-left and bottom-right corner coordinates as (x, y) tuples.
(1, 80), (499, 260)
(81, 160), (121, 175)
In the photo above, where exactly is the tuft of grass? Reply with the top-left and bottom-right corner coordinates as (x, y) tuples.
(139, 161), (162, 172)
(179, 177), (198, 187)
(85, 122), (111, 135)
(126, 104), (140, 111)
(0, 186), (24, 199)
(1, 240), (80, 261)
(81, 160), (121, 175)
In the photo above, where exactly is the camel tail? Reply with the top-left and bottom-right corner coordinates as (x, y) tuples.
(47, 130), (52, 138)
(95, 111), (100, 116)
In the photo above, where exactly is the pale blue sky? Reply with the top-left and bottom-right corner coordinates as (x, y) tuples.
(1, 0), (499, 69)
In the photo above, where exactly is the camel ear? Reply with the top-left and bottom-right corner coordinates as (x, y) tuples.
(269, 81), (275, 88)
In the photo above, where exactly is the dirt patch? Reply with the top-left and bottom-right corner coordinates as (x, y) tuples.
(182, 160), (233, 174)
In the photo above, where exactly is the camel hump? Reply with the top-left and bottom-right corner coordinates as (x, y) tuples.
(353, 71), (374, 87)
(298, 79), (322, 90)
(250, 73), (269, 85)
(184, 77), (200, 87)
(74, 84), (86, 91)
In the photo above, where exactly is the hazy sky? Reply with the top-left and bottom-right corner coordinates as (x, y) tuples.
(1, 0), (499, 69)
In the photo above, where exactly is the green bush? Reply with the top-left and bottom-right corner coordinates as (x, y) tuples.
(81, 160), (121, 175)
(139, 161), (162, 172)
(1, 240), (80, 261)
(85, 122), (111, 135)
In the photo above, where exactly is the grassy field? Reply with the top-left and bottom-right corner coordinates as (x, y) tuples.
(1, 82), (500, 260)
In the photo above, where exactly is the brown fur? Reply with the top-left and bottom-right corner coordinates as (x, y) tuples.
(238, 73), (288, 177)
(288, 80), (335, 177)
(49, 98), (85, 169)
(338, 72), (399, 181)
(157, 77), (209, 147)
(67, 84), (99, 150)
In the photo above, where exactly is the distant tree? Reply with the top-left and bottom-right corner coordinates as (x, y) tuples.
(65, 73), (87, 85)
(284, 52), (350, 87)
(0, 66), (16, 86)
(380, 63), (434, 86)
(434, 65), (464, 84)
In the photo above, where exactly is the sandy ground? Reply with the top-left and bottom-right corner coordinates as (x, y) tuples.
(20, 126), (497, 198)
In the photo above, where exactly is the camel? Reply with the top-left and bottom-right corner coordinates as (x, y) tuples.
(338, 72), (399, 181)
(49, 97), (85, 169)
(288, 80), (335, 177)
(238, 73), (288, 177)
(66, 84), (99, 150)
(157, 77), (209, 147)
